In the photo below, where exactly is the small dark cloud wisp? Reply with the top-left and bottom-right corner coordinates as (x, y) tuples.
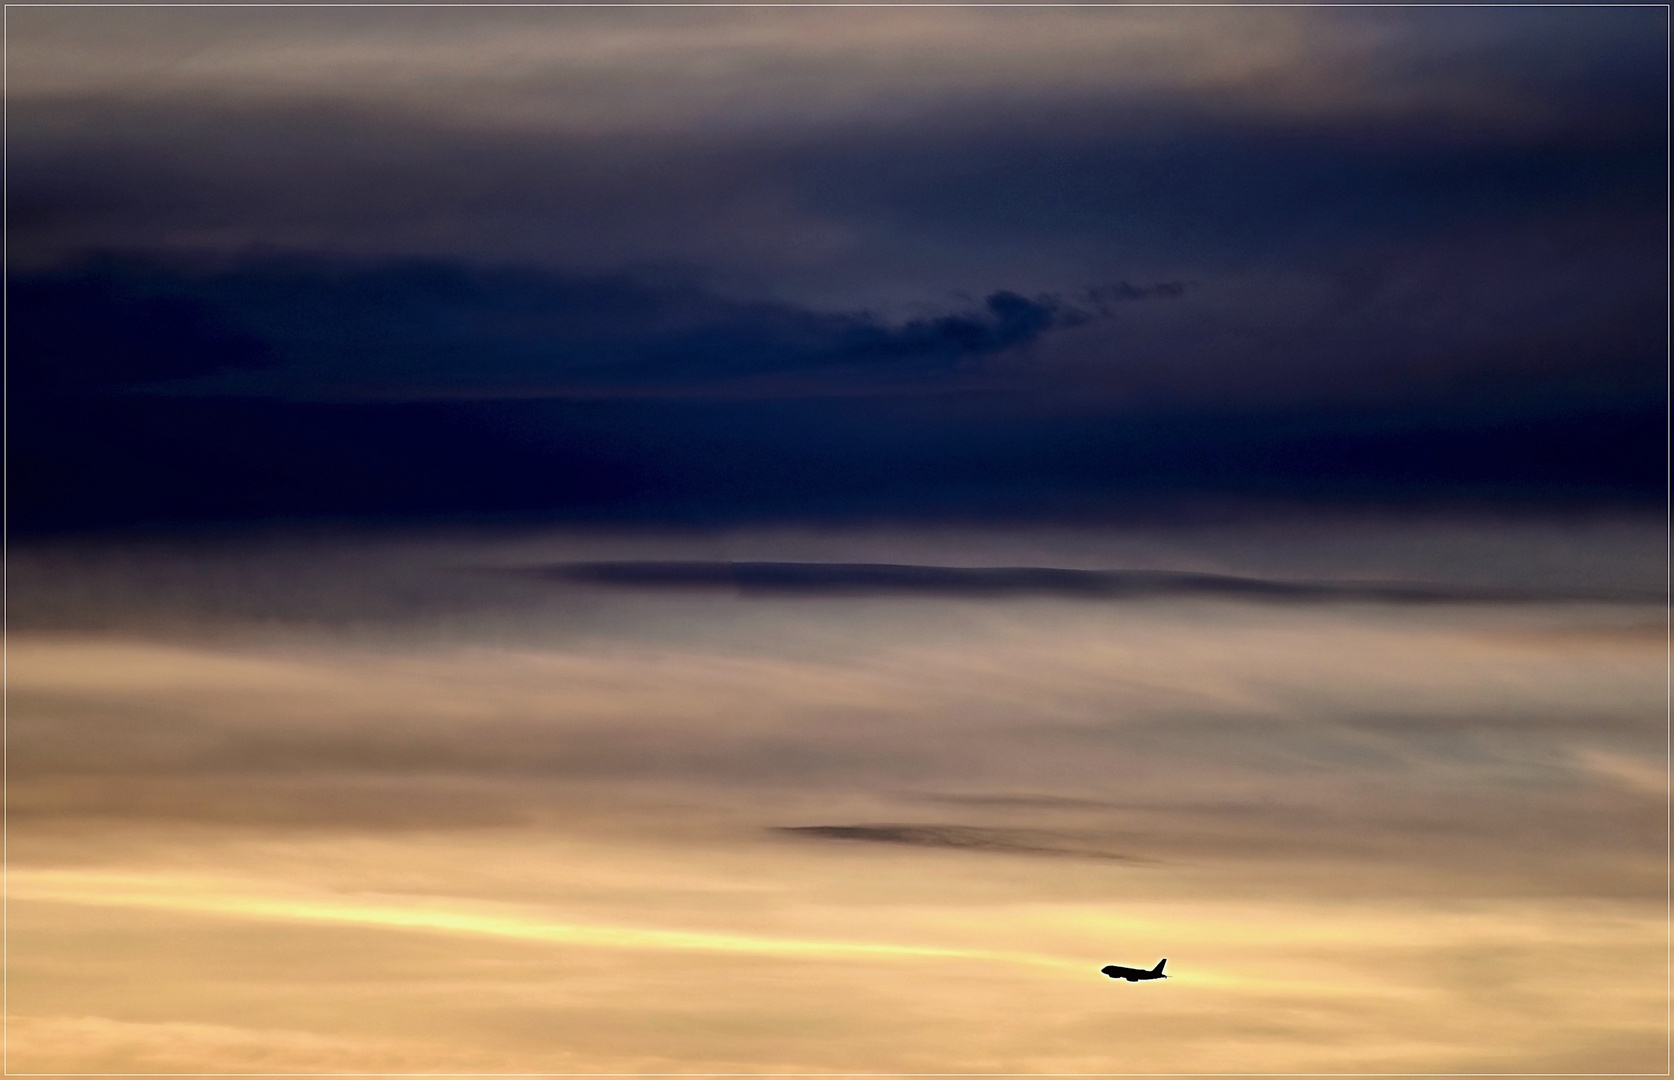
(774, 824), (1148, 862)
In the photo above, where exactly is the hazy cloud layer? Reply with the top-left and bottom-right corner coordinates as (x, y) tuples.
(9, 526), (1662, 862)
(6, 523), (1664, 1070)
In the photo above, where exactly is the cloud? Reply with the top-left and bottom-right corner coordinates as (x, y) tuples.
(774, 824), (1149, 862)
(8, 274), (274, 395)
(15, 392), (1664, 534)
(5, 523), (1663, 1071)
(9, 8), (1659, 144)
(14, 868), (1072, 968)
(11, 91), (1660, 311)
(524, 561), (1657, 605)
(8, 249), (1662, 535)
(5, 10), (1660, 535)
(7, 253), (1652, 534)
(7, 1014), (514, 1073)
(8, 565), (1661, 856)
(8, 9), (1661, 313)
(15, 257), (1133, 401)
(1571, 748), (1666, 798)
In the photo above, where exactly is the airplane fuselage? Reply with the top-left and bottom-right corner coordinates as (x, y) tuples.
(1101, 960), (1167, 982)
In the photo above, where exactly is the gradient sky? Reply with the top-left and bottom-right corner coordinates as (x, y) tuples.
(5, 5), (1668, 1075)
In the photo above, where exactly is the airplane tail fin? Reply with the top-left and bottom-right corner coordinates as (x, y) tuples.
(1152, 958), (1167, 975)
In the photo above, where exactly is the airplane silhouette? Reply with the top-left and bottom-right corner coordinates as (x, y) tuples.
(1101, 959), (1167, 982)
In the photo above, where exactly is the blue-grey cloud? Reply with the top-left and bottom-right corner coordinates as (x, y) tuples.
(10, 92), (1660, 303)
(12, 293), (1660, 534)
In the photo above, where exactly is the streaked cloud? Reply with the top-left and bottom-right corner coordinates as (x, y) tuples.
(12, 868), (1075, 970)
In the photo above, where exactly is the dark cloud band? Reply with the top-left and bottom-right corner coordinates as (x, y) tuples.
(522, 562), (1658, 605)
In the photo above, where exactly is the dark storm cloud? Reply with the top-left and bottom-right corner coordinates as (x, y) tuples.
(6, 7), (1663, 533)
(12, 256), (1135, 400)
(522, 561), (1655, 606)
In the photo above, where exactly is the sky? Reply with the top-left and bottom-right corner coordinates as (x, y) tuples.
(4, 4), (1668, 1075)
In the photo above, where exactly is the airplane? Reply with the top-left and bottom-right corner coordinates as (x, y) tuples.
(1101, 959), (1167, 982)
